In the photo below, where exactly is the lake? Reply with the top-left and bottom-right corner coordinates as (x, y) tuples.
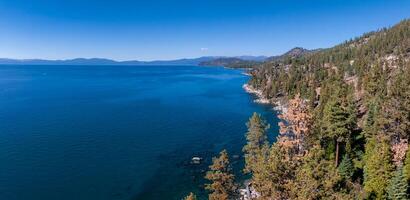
(0, 65), (279, 200)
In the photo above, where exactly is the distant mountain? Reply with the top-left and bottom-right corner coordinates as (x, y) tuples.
(199, 57), (261, 68)
(198, 48), (323, 68)
(0, 56), (222, 66)
(0, 50), (322, 68)
(235, 56), (268, 62)
(122, 56), (220, 66)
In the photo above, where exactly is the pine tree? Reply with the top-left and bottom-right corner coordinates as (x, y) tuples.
(288, 146), (341, 199)
(364, 136), (394, 199)
(205, 150), (237, 200)
(183, 192), (197, 200)
(251, 143), (289, 199)
(387, 167), (408, 200)
(243, 112), (270, 174)
(404, 146), (410, 181)
(338, 154), (354, 180)
(321, 95), (356, 166)
(243, 19), (410, 200)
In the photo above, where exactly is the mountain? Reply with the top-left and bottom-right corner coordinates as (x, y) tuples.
(198, 48), (320, 68)
(244, 19), (410, 199)
(267, 47), (319, 62)
(0, 56), (222, 66)
(198, 57), (261, 68)
(0, 58), (121, 65)
(0, 55), (270, 67)
(235, 55), (268, 62)
(280, 47), (313, 57)
(123, 56), (220, 65)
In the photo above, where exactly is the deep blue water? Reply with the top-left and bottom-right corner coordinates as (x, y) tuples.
(0, 65), (279, 200)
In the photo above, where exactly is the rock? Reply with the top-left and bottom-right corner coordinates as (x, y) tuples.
(191, 157), (202, 164)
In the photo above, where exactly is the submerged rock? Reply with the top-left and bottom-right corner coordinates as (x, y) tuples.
(191, 157), (202, 164)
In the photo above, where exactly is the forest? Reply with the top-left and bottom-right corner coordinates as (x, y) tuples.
(186, 19), (410, 200)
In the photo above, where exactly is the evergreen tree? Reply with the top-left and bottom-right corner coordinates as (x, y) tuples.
(338, 154), (354, 180)
(251, 143), (289, 199)
(364, 136), (394, 199)
(183, 192), (197, 200)
(404, 147), (410, 182)
(288, 146), (341, 199)
(387, 167), (408, 200)
(245, 19), (410, 200)
(321, 94), (356, 166)
(205, 150), (237, 200)
(243, 113), (270, 174)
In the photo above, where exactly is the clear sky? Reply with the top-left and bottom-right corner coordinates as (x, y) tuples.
(0, 0), (409, 61)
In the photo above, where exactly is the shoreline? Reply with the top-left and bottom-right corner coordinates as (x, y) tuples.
(241, 83), (289, 200)
(242, 84), (270, 104)
(242, 83), (288, 114)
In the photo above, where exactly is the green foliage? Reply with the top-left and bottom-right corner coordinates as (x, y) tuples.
(205, 150), (237, 200)
(404, 147), (410, 182)
(338, 154), (354, 180)
(320, 86), (357, 165)
(242, 19), (410, 200)
(387, 167), (408, 200)
(243, 112), (270, 174)
(251, 143), (290, 199)
(322, 97), (355, 143)
(199, 58), (261, 68)
(363, 136), (394, 199)
(288, 146), (341, 199)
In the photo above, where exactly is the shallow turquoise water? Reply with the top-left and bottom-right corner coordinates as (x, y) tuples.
(0, 65), (279, 200)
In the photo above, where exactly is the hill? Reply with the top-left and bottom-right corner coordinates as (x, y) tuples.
(267, 47), (318, 62)
(198, 57), (261, 68)
(198, 49), (322, 68)
(242, 19), (410, 199)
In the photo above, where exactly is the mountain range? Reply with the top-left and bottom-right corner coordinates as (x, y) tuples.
(198, 47), (316, 68)
(0, 56), (267, 66)
(0, 48), (317, 68)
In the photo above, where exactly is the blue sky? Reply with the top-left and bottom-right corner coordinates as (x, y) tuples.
(0, 0), (409, 61)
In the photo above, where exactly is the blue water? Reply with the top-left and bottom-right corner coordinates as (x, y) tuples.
(0, 65), (279, 200)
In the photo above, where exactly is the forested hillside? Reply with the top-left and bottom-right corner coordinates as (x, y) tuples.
(243, 19), (410, 199)
(185, 19), (410, 200)
(199, 57), (261, 68)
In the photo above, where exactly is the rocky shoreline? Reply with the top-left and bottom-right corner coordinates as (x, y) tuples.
(242, 84), (270, 104)
(240, 84), (290, 200)
(242, 83), (288, 114)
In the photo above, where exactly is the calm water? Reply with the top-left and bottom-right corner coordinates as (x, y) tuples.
(0, 65), (279, 200)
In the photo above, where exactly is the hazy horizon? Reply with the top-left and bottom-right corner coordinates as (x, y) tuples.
(0, 55), (267, 62)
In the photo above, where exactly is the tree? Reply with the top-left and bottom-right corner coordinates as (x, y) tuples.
(243, 113), (270, 174)
(321, 95), (356, 166)
(277, 94), (312, 157)
(364, 136), (394, 199)
(288, 146), (341, 200)
(404, 146), (410, 182)
(183, 192), (197, 200)
(251, 143), (289, 199)
(338, 154), (354, 180)
(243, 19), (410, 200)
(205, 150), (237, 200)
(387, 167), (408, 200)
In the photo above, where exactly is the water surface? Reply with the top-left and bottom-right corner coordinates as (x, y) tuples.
(0, 65), (279, 200)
